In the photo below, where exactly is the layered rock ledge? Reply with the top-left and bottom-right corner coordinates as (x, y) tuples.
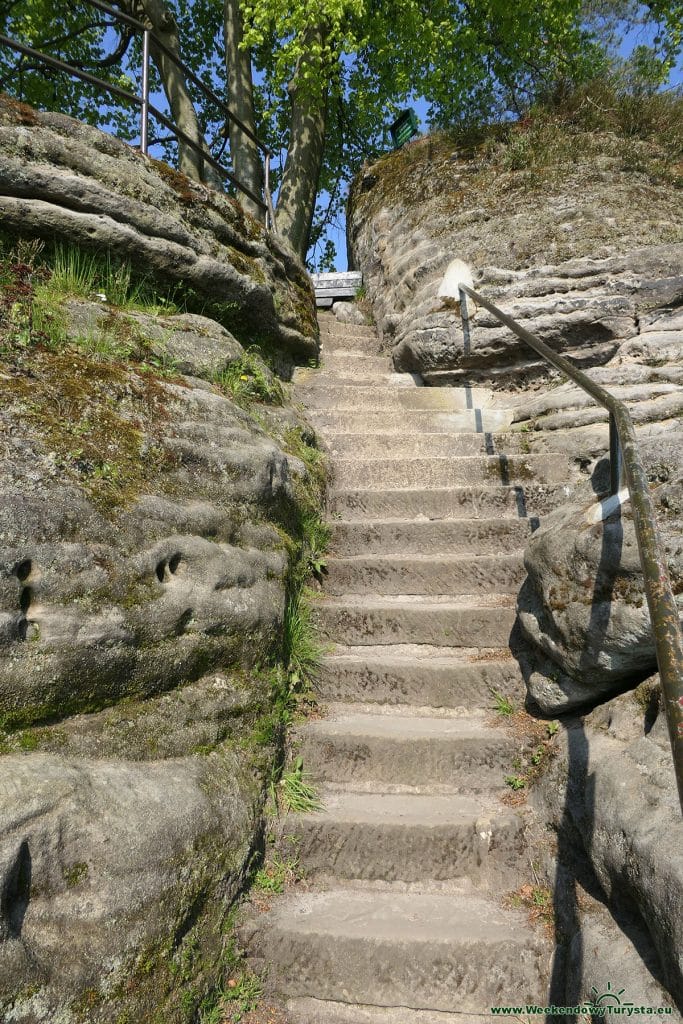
(0, 93), (318, 361)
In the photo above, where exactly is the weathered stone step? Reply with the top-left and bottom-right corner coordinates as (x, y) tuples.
(284, 998), (476, 1024)
(244, 886), (545, 1012)
(319, 335), (382, 355)
(317, 319), (377, 338)
(323, 431), (538, 459)
(317, 354), (392, 374)
(295, 383), (498, 411)
(317, 358), (393, 378)
(329, 484), (564, 520)
(294, 368), (416, 389)
(314, 594), (516, 647)
(298, 705), (516, 788)
(329, 517), (537, 555)
(318, 644), (525, 708)
(308, 408), (513, 433)
(332, 453), (570, 489)
(324, 552), (526, 595)
(289, 788), (524, 883)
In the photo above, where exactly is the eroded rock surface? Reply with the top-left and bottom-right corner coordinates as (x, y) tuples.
(510, 312), (683, 712)
(348, 130), (683, 385)
(0, 93), (318, 360)
(0, 290), (320, 1020)
(533, 684), (683, 1010)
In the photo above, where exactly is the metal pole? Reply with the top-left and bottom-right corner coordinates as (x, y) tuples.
(140, 29), (150, 155)
(609, 412), (623, 496)
(264, 153), (270, 231)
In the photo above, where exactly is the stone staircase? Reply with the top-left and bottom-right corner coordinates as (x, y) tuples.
(244, 312), (576, 1022)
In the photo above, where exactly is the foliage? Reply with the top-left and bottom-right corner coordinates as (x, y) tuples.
(213, 347), (284, 407)
(277, 756), (324, 813)
(3, 0), (681, 260)
(504, 774), (526, 791)
(252, 849), (301, 893)
(39, 244), (180, 313)
(491, 691), (516, 717)
(282, 588), (324, 696)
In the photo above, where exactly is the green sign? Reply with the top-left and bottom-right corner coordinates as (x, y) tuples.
(390, 108), (419, 149)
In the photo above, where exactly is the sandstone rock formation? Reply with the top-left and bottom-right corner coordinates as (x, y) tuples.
(0, 93), (318, 361)
(511, 311), (683, 712)
(348, 127), (683, 386)
(533, 681), (683, 1010)
(0, 117), (322, 1017)
(0, 316), (316, 1018)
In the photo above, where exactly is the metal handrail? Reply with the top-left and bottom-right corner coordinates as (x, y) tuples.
(0, 1), (277, 227)
(459, 283), (683, 814)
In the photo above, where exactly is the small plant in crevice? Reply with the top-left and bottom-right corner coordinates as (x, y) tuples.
(277, 757), (324, 814)
(504, 773), (526, 791)
(213, 347), (284, 407)
(491, 690), (516, 717)
(497, 708), (562, 803)
(506, 882), (555, 937)
(198, 930), (264, 1024)
(282, 588), (324, 698)
(252, 846), (303, 896)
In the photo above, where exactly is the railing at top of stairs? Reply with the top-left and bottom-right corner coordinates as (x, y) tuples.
(0, 0), (277, 229)
(459, 282), (683, 815)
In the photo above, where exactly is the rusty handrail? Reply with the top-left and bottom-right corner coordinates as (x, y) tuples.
(0, 2), (278, 228)
(459, 282), (683, 814)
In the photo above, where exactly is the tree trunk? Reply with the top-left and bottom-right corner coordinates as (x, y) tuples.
(275, 25), (328, 261)
(135, 0), (222, 187)
(223, 0), (264, 220)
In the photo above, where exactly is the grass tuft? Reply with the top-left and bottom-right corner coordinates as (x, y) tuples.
(213, 347), (284, 407)
(278, 757), (324, 814)
(490, 690), (516, 716)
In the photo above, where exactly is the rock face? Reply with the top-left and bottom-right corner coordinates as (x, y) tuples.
(532, 683), (683, 1011)
(0, 93), (318, 361)
(348, 128), (683, 386)
(511, 311), (683, 712)
(0, 290), (321, 1017)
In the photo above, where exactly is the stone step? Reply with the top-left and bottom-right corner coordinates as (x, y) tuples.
(290, 788), (525, 884)
(294, 367), (416, 389)
(294, 383), (498, 411)
(319, 336), (382, 355)
(244, 886), (545, 1012)
(298, 705), (517, 788)
(317, 354), (391, 374)
(308, 408), (513, 433)
(329, 484), (566, 520)
(332, 454), (570, 489)
(329, 517), (537, 555)
(324, 552), (526, 595)
(317, 644), (525, 708)
(317, 319), (377, 339)
(284, 997), (482, 1024)
(314, 594), (516, 647)
(323, 431), (536, 459)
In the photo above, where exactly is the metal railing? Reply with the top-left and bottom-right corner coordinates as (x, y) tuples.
(459, 283), (683, 814)
(0, 0), (276, 228)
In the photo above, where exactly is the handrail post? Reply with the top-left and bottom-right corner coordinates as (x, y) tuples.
(140, 28), (150, 155)
(609, 412), (623, 496)
(458, 287), (471, 357)
(264, 152), (271, 230)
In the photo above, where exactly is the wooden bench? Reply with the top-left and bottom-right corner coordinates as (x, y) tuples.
(311, 271), (363, 308)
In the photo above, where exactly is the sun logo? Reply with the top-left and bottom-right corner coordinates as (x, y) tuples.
(590, 982), (633, 1008)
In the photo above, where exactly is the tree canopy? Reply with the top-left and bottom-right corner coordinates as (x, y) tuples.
(1, 0), (681, 264)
